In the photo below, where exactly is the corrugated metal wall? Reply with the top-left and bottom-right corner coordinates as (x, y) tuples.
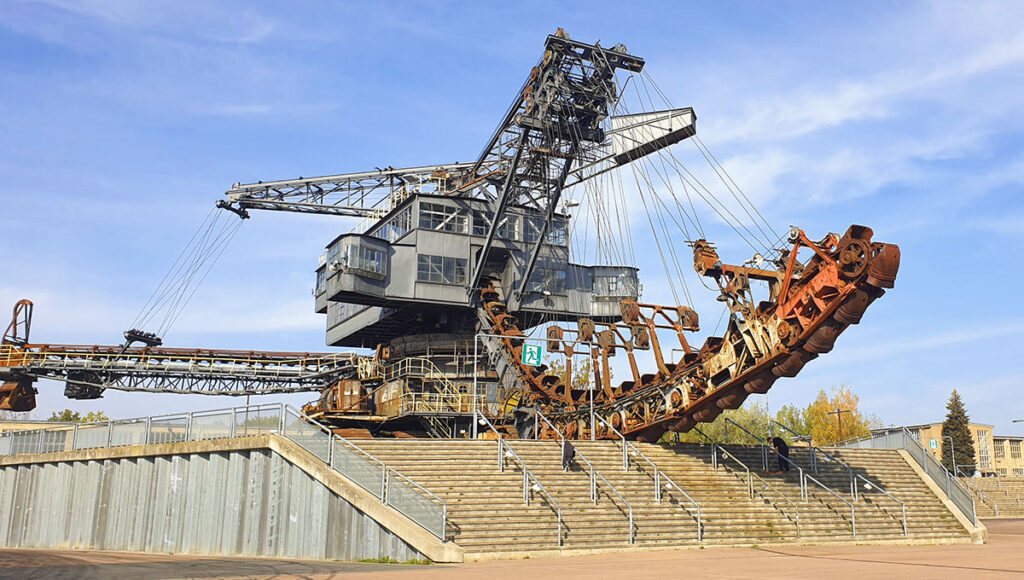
(0, 449), (424, 562)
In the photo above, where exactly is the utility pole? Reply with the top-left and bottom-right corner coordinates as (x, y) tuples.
(828, 408), (853, 441)
(942, 434), (957, 476)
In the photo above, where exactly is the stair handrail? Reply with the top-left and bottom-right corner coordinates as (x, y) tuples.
(712, 444), (801, 538)
(772, 419), (900, 514)
(960, 477), (1000, 516)
(723, 418), (771, 470)
(284, 405), (449, 540)
(4, 401), (451, 541)
(723, 418), (811, 501)
(592, 414), (701, 542)
(770, 420), (817, 471)
(474, 410), (564, 547)
(691, 426), (714, 445)
(831, 426), (977, 525)
(534, 411), (634, 544)
(801, 470), (858, 538)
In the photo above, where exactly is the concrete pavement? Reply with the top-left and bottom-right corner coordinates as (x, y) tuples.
(2, 519), (1022, 579)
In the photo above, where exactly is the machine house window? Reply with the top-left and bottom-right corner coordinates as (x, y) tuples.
(419, 202), (468, 234)
(417, 255), (467, 285)
(345, 245), (386, 278)
(528, 266), (567, 295)
(1012, 440), (1022, 459)
(473, 210), (493, 236)
(372, 207), (412, 242)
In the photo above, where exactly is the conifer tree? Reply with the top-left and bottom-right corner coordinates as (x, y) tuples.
(941, 389), (975, 475)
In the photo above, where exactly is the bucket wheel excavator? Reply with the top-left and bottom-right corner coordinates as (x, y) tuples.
(0, 30), (899, 441)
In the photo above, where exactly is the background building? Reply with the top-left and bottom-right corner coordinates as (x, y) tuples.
(873, 422), (995, 476)
(993, 435), (1024, 477)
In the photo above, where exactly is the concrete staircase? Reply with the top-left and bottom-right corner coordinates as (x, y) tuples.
(715, 445), (966, 540)
(963, 476), (1024, 517)
(357, 439), (971, 558)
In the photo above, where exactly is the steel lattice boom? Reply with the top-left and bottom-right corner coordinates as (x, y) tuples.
(0, 340), (366, 410)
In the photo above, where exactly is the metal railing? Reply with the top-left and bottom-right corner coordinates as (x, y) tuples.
(592, 414), (701, 542)
(726, 420), (902, 536)
(723, 419), (810, 501)
(960, 477), (1000, 516)
(475, 411), (564, 546)
(712, 445), (801, 538)
(534, 412), (634, 544)
(802, 471), (857, 538)
(833, 427), (977, 525)
(0, 402), (448, 540)
(771, 421), (906, 533)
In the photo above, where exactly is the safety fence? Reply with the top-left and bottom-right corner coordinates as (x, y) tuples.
(0, 403), (447, 540)
(833, 427), (976, 525)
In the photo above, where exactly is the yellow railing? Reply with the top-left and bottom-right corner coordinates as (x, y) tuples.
(379, 392), (482, 417)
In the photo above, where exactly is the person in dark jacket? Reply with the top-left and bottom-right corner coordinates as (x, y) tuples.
(770, 436), (790, 475)
(562, 440), (576, 471)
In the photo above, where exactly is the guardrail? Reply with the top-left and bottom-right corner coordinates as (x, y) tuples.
(803, 471), (857, 538)
(535, 412), (634, 544)
(712, 444), (801, 538)
(592, 414), (702, 542)
(0, 402), (448, 540)
(770, 421), (906, 534)
(959, 477), (1000, 516)
(475, 411), (564, 546)
(833, 427), (977, 525)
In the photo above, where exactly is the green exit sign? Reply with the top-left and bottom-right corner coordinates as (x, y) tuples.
(521, 343), (543, 366)
(930, 439), (938, 449)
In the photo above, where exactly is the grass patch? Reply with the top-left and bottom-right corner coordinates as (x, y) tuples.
(359, 557), (400, 564)
(358, 557), (433, 565)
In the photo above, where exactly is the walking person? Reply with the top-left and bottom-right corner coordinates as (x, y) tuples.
(561, 440), (576, 471)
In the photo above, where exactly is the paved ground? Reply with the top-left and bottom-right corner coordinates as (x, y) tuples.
(1, 519), (1022, 579)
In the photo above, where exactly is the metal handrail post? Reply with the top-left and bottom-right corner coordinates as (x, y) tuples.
(145, 417), (152, 445)
(723, 418), (772, 470)
(106, 420), (113, 447)
(72, 424), (78, 451)
(717, 444), (802, 538)
(185, 412), (193, 441)
(805, 472), (857, 538)
(229, 408), (236, 439)
(472, 335), (478, 439)
(278, 402), (285, 434)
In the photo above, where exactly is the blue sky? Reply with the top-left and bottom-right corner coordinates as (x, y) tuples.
(1, 1), (1023, 434)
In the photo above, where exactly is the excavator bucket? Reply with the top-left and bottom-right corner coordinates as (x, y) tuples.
(0, 378), (36, 412)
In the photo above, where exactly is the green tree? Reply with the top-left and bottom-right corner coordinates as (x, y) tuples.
(672, 400), (772, 444)
(47, 409), (109, 423)
(774, 403), (810, 438)
(941, 389), (975, 474)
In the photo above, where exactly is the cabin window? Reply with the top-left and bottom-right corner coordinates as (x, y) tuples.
(417, 254), (467, 285)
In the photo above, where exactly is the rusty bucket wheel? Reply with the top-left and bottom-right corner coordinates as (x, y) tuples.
(837, 239), (871, 280)
(777, 319), (802, 348)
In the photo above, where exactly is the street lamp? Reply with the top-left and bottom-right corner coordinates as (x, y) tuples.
(941, 434), (957, 476)
(827, 408), (853, 441)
